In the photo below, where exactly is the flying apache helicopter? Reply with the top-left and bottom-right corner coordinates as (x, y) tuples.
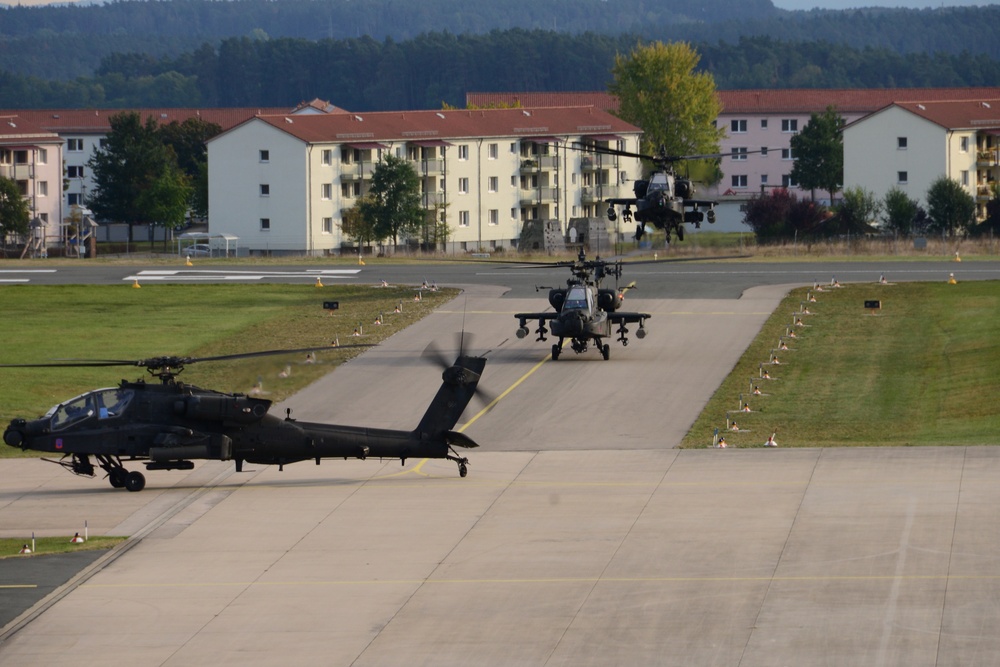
(514, 250), (649, 360)
(2, 346), (487, 491)
(575, 142), (723, 243)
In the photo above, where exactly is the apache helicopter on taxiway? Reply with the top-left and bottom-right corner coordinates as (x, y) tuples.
(2, 345), (488, 491)
(514, 250), (649, 360)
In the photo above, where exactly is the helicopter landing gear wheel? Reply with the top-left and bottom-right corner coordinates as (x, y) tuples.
(601, 343), (610, 360)
(124, 471), (146, 492)
(459, 462), (468, 478)
(551, 343), (561, 360)
(108, 468), (127, 489)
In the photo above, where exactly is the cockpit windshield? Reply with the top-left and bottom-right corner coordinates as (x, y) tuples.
(564, 286), (589, 310)
(49, 388), (135, 431)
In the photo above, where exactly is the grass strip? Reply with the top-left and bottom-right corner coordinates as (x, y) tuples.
(681, 280), (1000, 447)
(0, 536), (127, 558)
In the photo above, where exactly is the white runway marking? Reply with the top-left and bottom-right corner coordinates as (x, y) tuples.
(124, 269), (362, 282)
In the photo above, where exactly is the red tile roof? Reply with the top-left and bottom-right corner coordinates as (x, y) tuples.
(891, 99), (1000, 130)
(467, 88), (1000, 115)
(246, 106), (641, 144)
(0, 115), (62, 142)
(0, 107), (293, 133)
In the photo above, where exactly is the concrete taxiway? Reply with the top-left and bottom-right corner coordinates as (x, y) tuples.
(2, 276), (999, 665)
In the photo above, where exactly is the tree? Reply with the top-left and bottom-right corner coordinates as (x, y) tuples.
(742, 188), (795, 242)
(882, 186), (919, 235)
(136, 161), (193, 249)
(0, 176), (31, 251)
(790, 105), (844, 203)
(358, 154), (423, 250)
(86, 111), (178, 241)
(157, 117), (222, 219)
(926, 176), (976, 236)
(831, 186), (881, 235)
(340, 197), (378, 251)
(609, 41), (724, 169)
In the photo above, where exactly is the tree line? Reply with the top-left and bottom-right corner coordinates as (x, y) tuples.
(2, 31), (1000, 112)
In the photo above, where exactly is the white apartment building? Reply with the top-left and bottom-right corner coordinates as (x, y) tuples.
(843, 99), (1000, 221)
(0, 105), (317, 217)
(0, 115), (65, 255)
(206, 107), (643, 255)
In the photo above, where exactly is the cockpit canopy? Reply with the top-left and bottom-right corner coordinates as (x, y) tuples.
(46, 388), (136, 431)
(564, 285), (592, 311)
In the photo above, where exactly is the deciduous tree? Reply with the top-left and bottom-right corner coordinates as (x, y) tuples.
(790, 105), (844, 203)
(358, 154), (423, 250)
(926, 177), (976, 236)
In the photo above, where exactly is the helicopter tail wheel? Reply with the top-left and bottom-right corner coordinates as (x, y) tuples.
(124, 471), (146, 492)
(601, 343), (610, 360)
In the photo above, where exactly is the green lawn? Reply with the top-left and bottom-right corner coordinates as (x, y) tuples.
(0, 536), (127, 559)
(0, 282), (456, 455)
(681, 280), (1000, 447)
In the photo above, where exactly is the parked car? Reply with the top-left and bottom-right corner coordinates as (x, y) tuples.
(183, 244), (212, 257)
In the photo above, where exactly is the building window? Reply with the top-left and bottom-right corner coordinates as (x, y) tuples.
(761, 119), (768, 129)
(761, 147), (768, 156)
(259, 150), (270, 162)
(322, 217), (333, 234)
(489, 209), (499, 226)
(731, 147), (748, 161)
(458, 177), (469, 194)
(459, 211), (470, 227)
(67, 166), (85, 178)
(782, 174), (799, 187)
(897, 137), (907, 150)
(960, 136), (969, 153)
(99, 138), (108, 149)
(67, 138), (84, 152)
(761, 174), (769, 184)
(260, 218), (271, 231)
(321, 149), (332, 165)
(68, 193), (83, 206)
(37, 148), (47, 164)
(731, 175), (747, 188)
(897, 171), (908, 184)
(488, 176), (498, 193)
(488, 143), (498, 160)
(781, 148), (794, 160)
(37, 181), (48, 197)
(321, 183), (332, 200)
(260, 184), (270, 197)
(781, 119), (798, 133)
(730, 119), (747, 133)
(961, 170), (969, 186)
(458, 145), (469, 160)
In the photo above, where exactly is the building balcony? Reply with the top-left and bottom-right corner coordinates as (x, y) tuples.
(340, 163), (374, 180)
(977, 149), (999, 167)
(413, 158), (446, 175)
(0, 164), (34, 180)
(519, 155), (559, 172)
(422, 191), (446, 207)
(520, 186), (559, 205)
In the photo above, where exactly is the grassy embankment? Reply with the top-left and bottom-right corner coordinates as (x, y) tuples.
(682, 278), (1000, 447)
(0, 282), (457, 455)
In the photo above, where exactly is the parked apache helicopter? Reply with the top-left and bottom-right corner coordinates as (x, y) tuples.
(576, 142), (724, 243)
(2, 346), (487, 491)
(514, 250), (649, 360)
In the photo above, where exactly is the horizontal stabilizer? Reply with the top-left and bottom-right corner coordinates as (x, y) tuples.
(445, 430), (480, 449)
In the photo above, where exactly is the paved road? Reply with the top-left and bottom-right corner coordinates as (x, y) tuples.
(1, 259), (999, 665)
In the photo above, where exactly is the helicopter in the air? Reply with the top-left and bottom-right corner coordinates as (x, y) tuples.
(576, 142), (723, 243)
(514, 249), (649, 360)
(2, 346), (487, 491)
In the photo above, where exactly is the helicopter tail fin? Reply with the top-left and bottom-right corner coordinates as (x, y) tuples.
(415, 355), (487, 438)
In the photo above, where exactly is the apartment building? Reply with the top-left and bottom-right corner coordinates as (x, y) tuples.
(0, 116), (65, 255)
(843, 99), (1000, 220)
(206, 107), (643, 255)
(468, 88), (1000, 205)
(0, 104), (328, 216)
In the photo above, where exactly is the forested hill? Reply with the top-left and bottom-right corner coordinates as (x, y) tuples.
(0, 0), (998, 111)
(2, 31), (998, 112)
